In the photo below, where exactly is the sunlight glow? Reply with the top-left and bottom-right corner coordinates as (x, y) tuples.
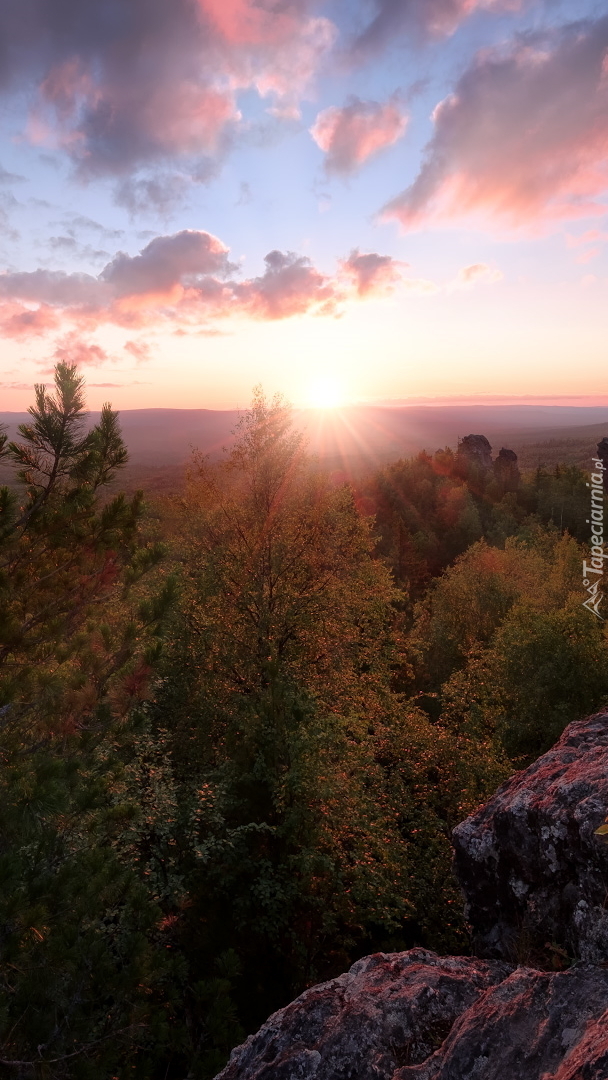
(306, 375), (345, 409)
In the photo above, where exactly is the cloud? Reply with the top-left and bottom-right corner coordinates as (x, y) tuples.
(114, 173), (199, 217)
(565, 229), (608, 248)
(0, 268), (103, 307)
(52, 331), (110, 367)
(0, 231), (337, 332)
(0, 228), (435, 348)
(350, 0), (524, 57)
(0, 0), (336, 181)
(0, 197), (20, 242)
(310, 95), (407, 174)
(65, 214), (125, 242)
(575, 247), (600, 265)
(236, 181), (253, 206)
(0, 230), (241, 328)
(47, 234), (109, 262)
(451, 262), (503, 288)
(401, 277), (439, 294)
(100, 230), (237, 297)
(48, 235), (78, 251)
(0, 233), (336, 325)
(339, 249), (408, 295)
(382, 16), (608, 231)
(0, 163), (25, 184)
(124, 339), (153, 364)
(580, 273), (597, 288)
(231, 249), (338, 318)
(565, 228), (608, 265)
(0, 303), (60, 338)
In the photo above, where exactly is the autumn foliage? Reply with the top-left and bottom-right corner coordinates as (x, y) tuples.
(0, 373), (606, 1077)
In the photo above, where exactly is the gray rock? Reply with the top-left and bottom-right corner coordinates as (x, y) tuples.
(551, 1004), (608, 1079)
(213, 713), (608, 1080)
(213, 953), (608, 1080)
(396, 964), (608, 1080)
(452, 710), (608, 963)
(457, 435), (493, 471)
(214, 950), (510, 1080)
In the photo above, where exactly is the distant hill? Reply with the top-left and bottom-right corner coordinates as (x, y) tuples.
(302, 406), (608, 468)
(2, 404), (607, 491)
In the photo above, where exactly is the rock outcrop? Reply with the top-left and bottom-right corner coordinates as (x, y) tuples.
(457, 434), (493, 471)
(453, 710), (608, 964)
(214, 952), (608, 1080)
(493, 446), (520, 492)
(213, 711), (608, 1080)
(214, 952), (509, 1080)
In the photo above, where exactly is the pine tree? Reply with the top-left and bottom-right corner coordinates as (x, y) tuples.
(0, 361), (175, 727)
(0, 363), (180, 1077)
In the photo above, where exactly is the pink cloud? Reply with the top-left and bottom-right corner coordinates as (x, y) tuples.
(33, 67), (239, 178)
(52, 331), (110, 368)
(101, 230), (236, 297)
(383, 17), (608, 231)
(451, 262), (503, 288)
(0, 0), (335, 181)
(124, 339), (153, 363)
(198, 0), (313, 48)
(232, 250), (339, 319)
(565, 229), (608, 267)
(0, 231), (436, 353)
(0, 303), (60, 339)
(575, 247), (600, 264)
(250, 16), (336, 116)
(565, 229), (607, 248)
(198, 0), (336, 117)
(339, 249), (408, 296)
(0, 233), (338, 327)
(0, 230), (235, 333)
(310, 95), (407, 174)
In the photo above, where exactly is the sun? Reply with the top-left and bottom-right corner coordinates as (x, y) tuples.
(306, 375), (344, 409)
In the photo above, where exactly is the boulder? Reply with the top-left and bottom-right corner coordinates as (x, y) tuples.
(213, 950), (510, 1080)
(457, 434), (493, 471)
(452, 710), (608, 964)
(214, 951), (608, 1080)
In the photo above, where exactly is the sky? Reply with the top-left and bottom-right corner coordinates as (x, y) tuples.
(0, 0), (606, 410)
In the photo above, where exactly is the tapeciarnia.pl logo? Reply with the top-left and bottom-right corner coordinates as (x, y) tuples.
(582, 458), (606, 619)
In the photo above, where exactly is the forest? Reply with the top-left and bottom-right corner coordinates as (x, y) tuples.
(1, 363), (606, 1079)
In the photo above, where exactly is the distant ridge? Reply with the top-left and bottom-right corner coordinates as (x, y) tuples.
(2, 404), (608, 480)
